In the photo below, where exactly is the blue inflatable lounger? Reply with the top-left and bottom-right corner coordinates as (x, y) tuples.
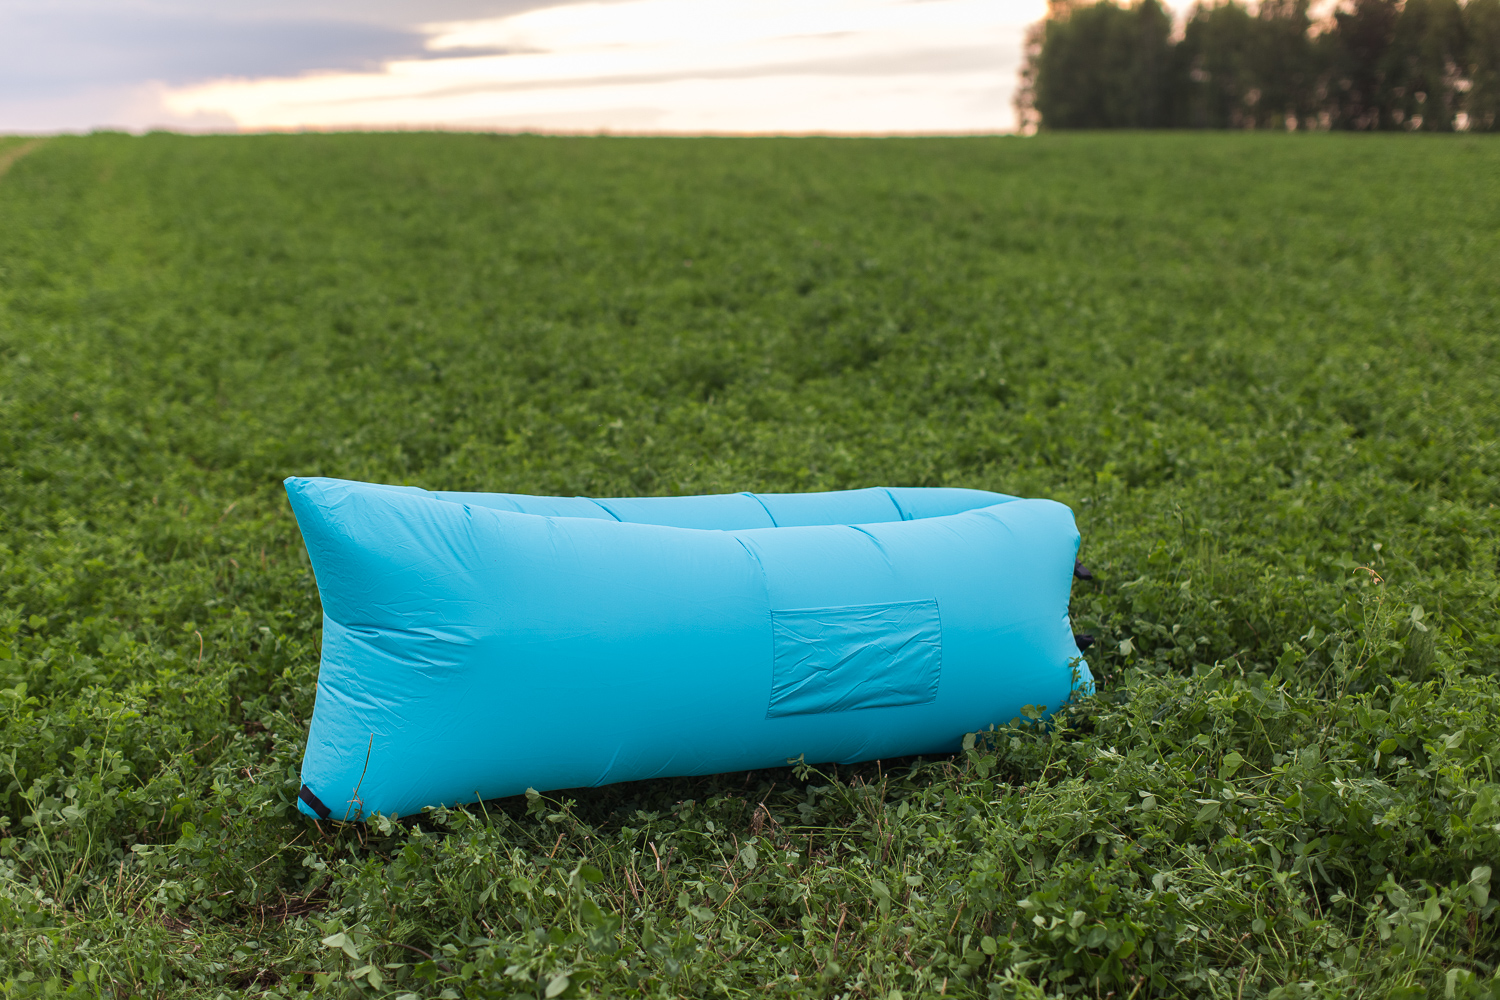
(285, 477), (1092, 821)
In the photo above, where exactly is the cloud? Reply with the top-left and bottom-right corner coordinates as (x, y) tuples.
(0, 0), (550, 131)
(162, 0), (1047, 134)
(0, 7), (422, 95)
(0, 82), (236, 135)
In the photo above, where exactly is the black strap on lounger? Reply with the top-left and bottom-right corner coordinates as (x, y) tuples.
(299, 784), (332, 819)
(1074, 561), (1094, 581)
(1073, 633), (1095, 651)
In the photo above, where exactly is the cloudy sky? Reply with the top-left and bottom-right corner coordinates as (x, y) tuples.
(1, 0), (1107, 134)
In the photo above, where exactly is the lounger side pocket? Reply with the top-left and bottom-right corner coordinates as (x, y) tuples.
(768, 600), (942, 718)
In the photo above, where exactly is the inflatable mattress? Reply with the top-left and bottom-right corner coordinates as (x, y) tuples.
(286, 477), (1091, 821)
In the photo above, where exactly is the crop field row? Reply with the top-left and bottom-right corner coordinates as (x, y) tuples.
(0, 132), (1498, 998)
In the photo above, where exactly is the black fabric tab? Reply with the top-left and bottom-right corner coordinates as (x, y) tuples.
(1073, 633), (1095, 651)
(299, 784), (332, 819)
(1074, 561), (1094, 581)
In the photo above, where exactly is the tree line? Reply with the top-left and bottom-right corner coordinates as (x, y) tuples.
(1016, 0), (1500, 130)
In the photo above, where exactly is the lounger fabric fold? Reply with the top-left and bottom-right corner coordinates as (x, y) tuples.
(286, 477), (1089, 820)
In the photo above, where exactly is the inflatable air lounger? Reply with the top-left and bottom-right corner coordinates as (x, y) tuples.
(286, 477), (1091, 821)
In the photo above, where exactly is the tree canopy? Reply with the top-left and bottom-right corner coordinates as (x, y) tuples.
(1017, 0), (1500, 130)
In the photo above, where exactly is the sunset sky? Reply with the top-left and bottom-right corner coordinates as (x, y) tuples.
(0, 0), (1193, 134)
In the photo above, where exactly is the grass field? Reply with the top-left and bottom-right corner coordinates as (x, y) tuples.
(1, 131), (1498, 999)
